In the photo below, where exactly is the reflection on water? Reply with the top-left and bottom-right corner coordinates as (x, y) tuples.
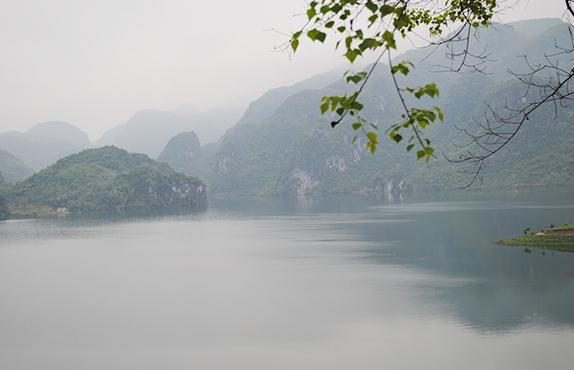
(1, 190), (574, 369)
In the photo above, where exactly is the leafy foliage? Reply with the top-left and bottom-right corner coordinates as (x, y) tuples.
(290, 0), (497, 159)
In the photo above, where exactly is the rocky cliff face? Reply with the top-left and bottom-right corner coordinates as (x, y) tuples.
(109, 166), (207, 213)
(0, 175), (8, 219)
(0, 197), (8, 220)
(369, 172), (413, 201)
(288, 145), (413, 199)
(292, 168), (320, 195)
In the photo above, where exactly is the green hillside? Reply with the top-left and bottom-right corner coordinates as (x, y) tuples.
(178, 19), (573, 196)
(0, 197), (8, 220)
(0, 148), (34, 183)
(8, 146), (207, 217)
(157, 131), (202, 173)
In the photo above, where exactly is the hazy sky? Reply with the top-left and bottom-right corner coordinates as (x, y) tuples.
(0, 0), (568, 139)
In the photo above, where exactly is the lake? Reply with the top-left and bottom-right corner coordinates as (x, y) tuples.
(1, 191), (574, 369)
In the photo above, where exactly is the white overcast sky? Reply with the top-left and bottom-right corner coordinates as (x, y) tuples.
(0, 0), (568, 139)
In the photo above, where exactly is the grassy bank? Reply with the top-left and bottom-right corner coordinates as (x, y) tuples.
(497, 225), (574, 253)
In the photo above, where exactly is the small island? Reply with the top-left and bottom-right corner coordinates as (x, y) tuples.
(497, 225), (574, 253)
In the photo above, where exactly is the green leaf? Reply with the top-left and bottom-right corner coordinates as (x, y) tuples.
(435, 106), (445, 121)
(290, 38), (299, 52)
(382, 31), (396, 49)
(307, 29), (326, 42)
(416, 146), (435, 160)
(320, 100), (329, 114)
(345, 49), (358, 63)
(359, 38), (378, 51)
(390, 132), (403, 143)
(365, 1), (378, 13)
(391, 60), (413, 75)
(380, 4), (395, 17)
(366, 132), (378, 144)
(346, 73), (365, 84)
(352, 122), (362, 131)
(307, 8), (317, 20)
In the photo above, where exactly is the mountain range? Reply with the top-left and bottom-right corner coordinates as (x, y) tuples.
(0, 18), (571, 200)
(0, 107), (242, 181)
(165, 18), (574, 196)
(0, 121), (90, 171)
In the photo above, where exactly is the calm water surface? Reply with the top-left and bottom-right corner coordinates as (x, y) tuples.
(1, 191), (574, 369)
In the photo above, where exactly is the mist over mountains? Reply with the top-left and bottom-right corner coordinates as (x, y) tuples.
(96, 110), (200, 158)
(0, 18), (572, 200)
(0, 67), (340, 181)
(179, 18), (574, 195)
(0, 105), (244, 181)
(0, 121), (90, 171)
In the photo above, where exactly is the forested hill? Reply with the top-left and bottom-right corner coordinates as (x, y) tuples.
(157, 132), (202, 173)
(0, 149), (33, 183)
(179, 18), (574, 196)
(7, 146), (207, 217)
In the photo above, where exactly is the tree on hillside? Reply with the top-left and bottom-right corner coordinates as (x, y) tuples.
(288, 0), (574, 185)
